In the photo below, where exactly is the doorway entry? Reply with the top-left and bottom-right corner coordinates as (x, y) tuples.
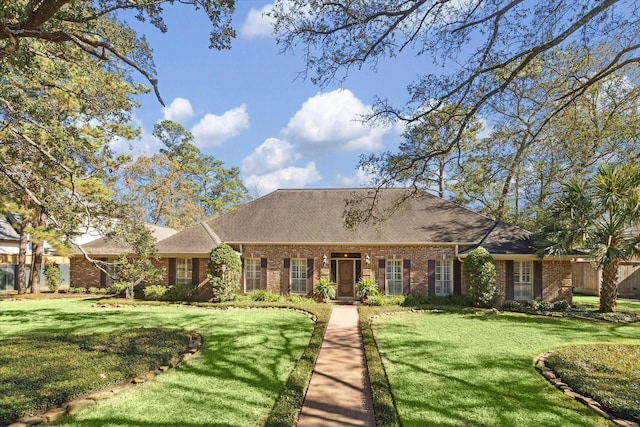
(337, 259), (355, 297)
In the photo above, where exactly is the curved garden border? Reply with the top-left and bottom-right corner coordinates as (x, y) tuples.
(535, 352), (639, 427)
(6, 332), (203, 427)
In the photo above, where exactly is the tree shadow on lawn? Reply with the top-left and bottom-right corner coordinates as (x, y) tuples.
(386, 351), (601, 427)
(51, 313), (312, 427)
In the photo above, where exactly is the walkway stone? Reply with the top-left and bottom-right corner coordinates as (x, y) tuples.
(297, 305), (375, 427)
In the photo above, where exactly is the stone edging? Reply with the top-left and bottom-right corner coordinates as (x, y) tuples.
(6, 332), (203, 427)
(534, 352), (638, 427)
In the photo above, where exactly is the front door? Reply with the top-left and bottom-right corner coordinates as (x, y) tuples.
(337, 260), (355, 297)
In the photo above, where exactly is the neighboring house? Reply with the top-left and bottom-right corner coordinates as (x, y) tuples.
(70, 224), (178, 287)
(0, 215), (20, 291)
(70, 188), (573, 302)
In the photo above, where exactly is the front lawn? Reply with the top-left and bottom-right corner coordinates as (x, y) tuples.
(573, 294), (640, 313)
(371, 309), (640, 427)
(0, 298), (316, 426)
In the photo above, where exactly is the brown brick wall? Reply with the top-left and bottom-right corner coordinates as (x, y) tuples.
(70, 256), (105, 288)
(542, 260), (573, 303)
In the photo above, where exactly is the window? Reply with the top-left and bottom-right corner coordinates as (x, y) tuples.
(435, 260), (453, 295)
(176, 258), (193, 285)
(245, 258), (261, 292)
(386, 259), (402, 295)
(514, 261), (533, 300)
(291, 258), (307, 294)
(105, 261), (118, 287)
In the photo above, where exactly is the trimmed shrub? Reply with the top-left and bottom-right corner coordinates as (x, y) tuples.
(314, 278), (336, 301)
(43, 263), (61, 293)
(463, 247), (501, 308)
(207, 243), (241, 302)
(162, 285), (193, 301)
(107, 281), (129, 296)
(538, 301), (554, 311)
(143, 285), (169, 301)
(552, 300), (570, 311)
(366, 293), (386, 306)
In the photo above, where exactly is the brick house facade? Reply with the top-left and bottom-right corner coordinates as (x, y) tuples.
(70, 188), (573, 303)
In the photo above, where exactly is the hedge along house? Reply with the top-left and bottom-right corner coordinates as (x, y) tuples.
(149, 188), (572, 302)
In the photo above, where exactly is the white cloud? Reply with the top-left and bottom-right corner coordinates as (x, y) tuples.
(241, 137), (298, 175)
(190, 104), (250, 147)
(161, 98), (194, 124)
(244, 162), (321, 195)
(283, 89), (387, 155)
(335, 167), (377, 188)
(240, 4), (274, 39)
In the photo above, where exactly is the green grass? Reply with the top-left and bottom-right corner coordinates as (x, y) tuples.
(0, 298), (316, 426)
(546, 344), (640, 422)
(573, 294), (640, 313)
(371, 308), (640, 427)
(0, 328), (190, 423)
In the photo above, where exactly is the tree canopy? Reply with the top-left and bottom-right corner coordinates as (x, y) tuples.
(272, 0), (640, 226)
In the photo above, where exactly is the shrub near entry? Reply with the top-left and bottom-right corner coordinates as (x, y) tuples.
(463, 246), (501, 308)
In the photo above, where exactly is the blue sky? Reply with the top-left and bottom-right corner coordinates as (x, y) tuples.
(113, 1), (427, 197)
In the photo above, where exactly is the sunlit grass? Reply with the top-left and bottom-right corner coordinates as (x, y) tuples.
(372, 309), (640, 427)
(0, 298), (315, 426)
(573, 294), (640, 313)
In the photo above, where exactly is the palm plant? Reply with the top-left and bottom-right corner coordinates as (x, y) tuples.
(536, 163), (640, 312)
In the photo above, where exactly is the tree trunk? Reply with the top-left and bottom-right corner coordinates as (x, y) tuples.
(29, 241), (44, 293)
(17, 214), (31, 294)
(599, 260), (619, 312)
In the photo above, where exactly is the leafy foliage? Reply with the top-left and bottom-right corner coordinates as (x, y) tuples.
(43, 263), (61, 293)
(314, 278), (336, 301)
(356, 277), (379, 301)
(536, 163), (640, 312)
(462, 247), (500, 308)
(207, 243), (241, 302)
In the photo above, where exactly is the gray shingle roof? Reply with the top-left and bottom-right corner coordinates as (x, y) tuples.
(0, 216), (19, 241)
(158, 188), (533, 254)
(77, 223), (177, 256)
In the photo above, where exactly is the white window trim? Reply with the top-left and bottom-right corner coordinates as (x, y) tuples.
(176, 258), (193, 286)
(514, 261), (533, 300)
(244, 258), (261, 293)
(386, 259), (403, 296)
(290, 258), (307, 295)
(435, 260), (453, 296)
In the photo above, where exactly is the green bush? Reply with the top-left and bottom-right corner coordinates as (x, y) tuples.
(43, 263), (61, 293)
(107, 281), (129, 296)
(402, 293), (471, 307)
(68, 286), (87, 294)
(250, 289), (282, 302)
(366, 293), (386, 306)
(501, 300), (523, 311)
(88, 287), (108, 294)
(552, 300), (570, 311)
(162, 285), (193, 301)
(462, 247), (501, 308)
(143, 285), (169, 301)
(538, 301), (554, 311)
(207, 243), (241, 302)
(314, 278), (336, 301)
(357, 277), (379, 301)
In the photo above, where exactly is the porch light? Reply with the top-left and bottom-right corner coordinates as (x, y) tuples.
(365, 254), (370, 266)
(323, 254), (328, 266)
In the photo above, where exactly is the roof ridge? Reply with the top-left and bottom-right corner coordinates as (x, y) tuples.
(200, 222), (221, 245)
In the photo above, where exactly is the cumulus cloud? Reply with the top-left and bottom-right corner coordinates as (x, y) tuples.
(244, 162), (321, 195)
(190, 104), (250, 147)
(282, 89), (387, 155)
(241, 137), (298, 175)
(240, 3), (274, 39)
(161, 98), (194, 124)
(335, 167), (377, 188)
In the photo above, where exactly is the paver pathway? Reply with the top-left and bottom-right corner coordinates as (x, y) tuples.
(297, 304), (375, 427)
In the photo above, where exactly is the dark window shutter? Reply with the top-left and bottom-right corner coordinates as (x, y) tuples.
(168, 258), (177, 285)
(533, 260), (543, 300)
(378, 258), (385, 293)
(505, 260), (514, 300)
(241, 258), (246, 293)
(260, 257), (268, 289)
(283, 258), (290, 294)
(100, 258), (107, 287)
(453, 259), (462, 295)
(191, 258), (200, 286)
(403, 259), (411, 295)
(428, 260), (436, 296)
(307, 258), (314, 294)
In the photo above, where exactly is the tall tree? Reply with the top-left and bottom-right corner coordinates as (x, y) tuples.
(536, 164), (640, 312)
(122, 121), (248, 230)
(272, 0), (640, 215)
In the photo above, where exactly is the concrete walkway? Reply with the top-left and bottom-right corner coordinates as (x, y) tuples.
(297, 305), (375, 427)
